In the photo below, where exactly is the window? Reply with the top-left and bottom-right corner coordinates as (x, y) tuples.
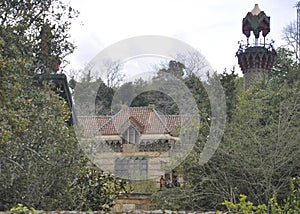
(122, 126), (140, 144)
(115, 157), (148, 180)
(115, 157), (128, 178)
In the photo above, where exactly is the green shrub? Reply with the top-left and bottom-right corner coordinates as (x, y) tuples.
(10, 204), (36, 213)
(269, 177), (300, 214)
(222, 177), (300, 214)
(222, 194), (267, 214)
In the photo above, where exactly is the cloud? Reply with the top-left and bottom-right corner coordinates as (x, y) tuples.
(65, 0), (296, 75)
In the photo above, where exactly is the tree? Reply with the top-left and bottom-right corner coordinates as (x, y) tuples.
(0, 0), (131, 211)
(70, 66), (116, 116)
(152, 79), (299, 211)
(219, 67), (241, 121)
(95, 81), (115, 115)
(157, 60), (185, 79)
(0, 29), (82, 208)
(175, 51), (210, 78)
(218, 81), (299, 204)
(0, 0), (78, 73)
(102, 59), (125, 88)
(269, 47), (300, 86)
(69, 60), (125, 115)
(66, 159), (132, 211)
(151, 48), (299, 211)
(282, 21), (299, 61)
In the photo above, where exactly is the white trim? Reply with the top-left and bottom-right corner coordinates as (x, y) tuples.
(140, 134), (179, 141)
(98, 135), (122, 141)
(97, 134), (180, 141)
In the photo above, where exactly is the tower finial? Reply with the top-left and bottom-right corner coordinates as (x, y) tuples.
(251, 4), (261, 15)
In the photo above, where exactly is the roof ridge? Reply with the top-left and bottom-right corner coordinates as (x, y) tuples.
(164, 114), (193, 117)
(128, 106), (151, 109)
(99, 106), (151, 131)
(129, 116), (144, 127)
(77, 115), (112, 118)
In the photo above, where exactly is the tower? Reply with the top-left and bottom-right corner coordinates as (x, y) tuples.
(236, 4), (276, 90)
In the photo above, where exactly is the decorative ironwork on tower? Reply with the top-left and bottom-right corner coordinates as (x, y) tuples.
(236, 4), (276, 90)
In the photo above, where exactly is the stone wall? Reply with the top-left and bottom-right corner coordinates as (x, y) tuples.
(112, 193), (152, 212)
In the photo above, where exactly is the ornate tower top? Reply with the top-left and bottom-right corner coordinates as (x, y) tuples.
(236, 4), (276, 90)
(242, 4), (270, 40)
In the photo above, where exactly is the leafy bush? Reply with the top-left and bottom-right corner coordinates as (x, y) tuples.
(66, 162), (132, 211)
(222, 177), (300, 214)
(269, 177), (300, 214)
(222, 194), (267, 214)
(10, 204), (37, 214)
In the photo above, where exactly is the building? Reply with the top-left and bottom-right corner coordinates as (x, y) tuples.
(77, 104), (193, 181)
(236, 4), (276, 90)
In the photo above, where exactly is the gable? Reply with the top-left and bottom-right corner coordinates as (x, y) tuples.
(77, 106), (194, 137)
(99, 106), (169, 135)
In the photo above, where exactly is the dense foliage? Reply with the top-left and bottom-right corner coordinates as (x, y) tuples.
(222, 176), (300, 213)
(66, 161), (132, 211)
(0, 0), (130, 211)
(150, 48), (300, 211)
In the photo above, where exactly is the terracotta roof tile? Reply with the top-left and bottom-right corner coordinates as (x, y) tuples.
(100, 106), (169, 135)
(77, 116), (111, 137)
(162, 115), (194, 136)
(77, 106), (194, 137)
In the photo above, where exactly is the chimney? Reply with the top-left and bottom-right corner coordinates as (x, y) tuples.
(121, 104), (128, 110)
(148, 103), (155, 110)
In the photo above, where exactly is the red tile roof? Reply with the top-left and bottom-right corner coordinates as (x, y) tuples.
(77, 116), (110, 137)
(77, 106), (193, 137)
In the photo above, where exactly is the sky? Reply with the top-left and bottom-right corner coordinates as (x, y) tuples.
(65, 0), (297, 78)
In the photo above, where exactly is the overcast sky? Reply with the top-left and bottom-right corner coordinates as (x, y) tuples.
(65, 0), (296, 77)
